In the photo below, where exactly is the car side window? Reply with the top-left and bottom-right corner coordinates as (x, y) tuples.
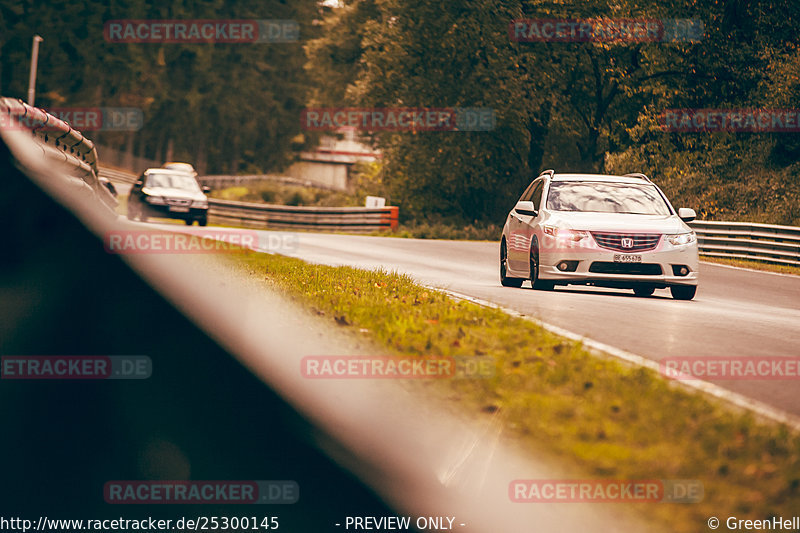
(531, 181), (545, 210)
(520, 178), (541, 202)
(518, 181), (536, 202)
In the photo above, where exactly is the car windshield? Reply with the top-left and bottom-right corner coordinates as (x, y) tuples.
(145, 172), (201, 192)
(546, 181), (672, 215)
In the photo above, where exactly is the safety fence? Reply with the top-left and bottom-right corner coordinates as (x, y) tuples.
(689, 220), (800, 266)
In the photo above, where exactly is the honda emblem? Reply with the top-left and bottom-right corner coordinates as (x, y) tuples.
(621, 238), (634, 248)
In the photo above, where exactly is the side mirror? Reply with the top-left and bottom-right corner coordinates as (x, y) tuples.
(202, 186), (211, 194)
(515, 200), (537, 217)
(678, 207), (696, 222)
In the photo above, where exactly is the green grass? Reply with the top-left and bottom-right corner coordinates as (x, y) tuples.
(206, 181), (502, 240)
(226, 251), (800, 533)
(701, 255), (800, 276)
(115, 193), (128, 217)
(371, 221), (501, 241)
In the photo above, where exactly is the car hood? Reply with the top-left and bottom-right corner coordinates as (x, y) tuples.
(544, 212), (691, 233)
(142, 187), (206, 201)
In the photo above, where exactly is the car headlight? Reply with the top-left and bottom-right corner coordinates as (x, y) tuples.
(191, 200), (208, 208)
(145, 196), (166, 205)
(667, 232), (696, 245)
(543, 226), (589, 242)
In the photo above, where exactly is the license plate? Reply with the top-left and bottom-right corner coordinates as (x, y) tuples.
(169, 206), (190, 213)
(613, 254), (642, 263)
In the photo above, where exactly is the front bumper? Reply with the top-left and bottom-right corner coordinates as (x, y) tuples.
(539, 241), (698, 288)
(142, 203), (208, 220)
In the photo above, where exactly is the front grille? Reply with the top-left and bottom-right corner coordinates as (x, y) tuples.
(589, 262), (663, 275)
(166, 198), (192, 207)
(591, 232), (661, 252)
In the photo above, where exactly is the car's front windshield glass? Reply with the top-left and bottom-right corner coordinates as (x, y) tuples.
(546, 181), (672, 215)
(145, 172), (201, 192)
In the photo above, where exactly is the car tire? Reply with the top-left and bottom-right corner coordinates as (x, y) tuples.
(633, 286), (655, 297)
(670, 285), (696, 300)
(198, 218), (207, 227)
(184, 219), (194, 225)
(530, 238), (554, 291)
(500, 239), (523, 288)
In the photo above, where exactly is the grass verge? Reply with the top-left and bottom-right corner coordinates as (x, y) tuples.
(225, 251), (799, 533)
(370, 222), (500, 241)
(209, 182), (361, 207)
(701, 255), (800, 276)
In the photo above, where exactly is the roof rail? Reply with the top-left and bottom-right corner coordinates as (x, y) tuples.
(539, 169), (555, 178)
(623, 172), (651, 182)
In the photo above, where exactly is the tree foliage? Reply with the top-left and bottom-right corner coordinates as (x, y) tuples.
(307, 0), (800, 224)
(0, 0), (319, 174)
(3, 0), (799, 223)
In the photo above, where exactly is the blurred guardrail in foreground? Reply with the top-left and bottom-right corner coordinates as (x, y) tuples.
(689, 220), (800, 266)
(1, 97), (117, 210)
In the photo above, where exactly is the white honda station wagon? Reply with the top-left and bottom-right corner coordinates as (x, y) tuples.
(500, 170), (699, 300)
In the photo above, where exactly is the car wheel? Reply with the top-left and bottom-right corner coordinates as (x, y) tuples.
(670, 285), (696, 300)
(500, 239), (523, 288)
(184, 219), (194, 225)
(198, 218), (207, 227)
(633, 286), (655, 297)
(530, 238), (554, 291)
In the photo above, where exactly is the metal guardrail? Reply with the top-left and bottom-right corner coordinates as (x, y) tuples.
(99, 165), (138, 184)
(689, 220), (800, 266)
(0, 97), (117, 210)
(208, 198), (399, 232)
(200, 174), (341, 191)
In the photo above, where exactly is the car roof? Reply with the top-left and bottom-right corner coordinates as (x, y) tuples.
(550, 173), (653, 185)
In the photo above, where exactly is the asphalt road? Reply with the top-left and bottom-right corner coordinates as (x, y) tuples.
(263, 231), (800, 418)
